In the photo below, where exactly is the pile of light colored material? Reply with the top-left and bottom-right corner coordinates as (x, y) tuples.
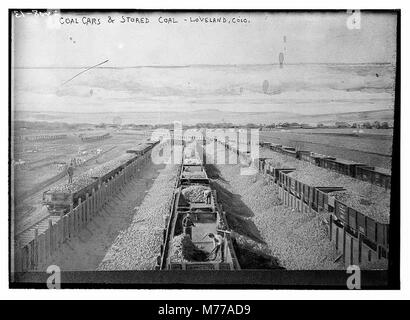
(328, 190), (390, 224)
(287, 169), (390, 223)
(49, 175), (96, 193)
(49, 154), (136, 194)
(169, 234), (208, 262)
(181, 171), (207, 179)
(181, 185), (210, 203)
(260, 148), (390, 223)
(212, 161), (344, 270)
(98, 163), (179, 270)
(183, 158), (202, 165)
(88, 153), (135, 178)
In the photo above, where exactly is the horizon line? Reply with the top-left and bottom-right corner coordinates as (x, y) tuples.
(14, 108), (393, 115)
(13, 62), (394, 69)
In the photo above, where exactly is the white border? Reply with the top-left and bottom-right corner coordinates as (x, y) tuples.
(1, 0), (408, 300)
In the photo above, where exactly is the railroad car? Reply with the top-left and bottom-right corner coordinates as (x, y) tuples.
(269, 143), (282, 152)
(295, 150), (311, 161)
(278, 170), (344, 211)
(355, 166), (391, 189)
(258, 139), (392, 189)
(126, 141), (160, 156)
(42, 143), (158, 215)
(259, 141), (271, 148)
(278, 146), (297, 158)
(332, 195), (389, 251)
(160, 143), (240, 270)
(320, 158), (367, 177)
(42, 177), (100, 214)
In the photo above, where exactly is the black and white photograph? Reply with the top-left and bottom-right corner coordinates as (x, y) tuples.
(8, 8), (400, 290)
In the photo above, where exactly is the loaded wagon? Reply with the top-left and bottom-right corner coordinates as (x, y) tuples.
(278, 170), (344, 211)
(311, 153), (336, 167)
(320, 158), (367, 177)
(279, 146), (297, 158)
(42, 177), (100, 214)
(180, 167), (210, 186)
(330, 191), (389, 257)
(43, 152), (141, 214)
(127, 141), (159, 156)
(296, 150), (311, 161)
(161, 165), (240, 271)
(259, 141), (271, 148)
(269, 143), (282, 152)
(355, 166), (391, 189)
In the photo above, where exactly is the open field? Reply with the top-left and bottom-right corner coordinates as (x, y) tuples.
(259, 128), (393, 169)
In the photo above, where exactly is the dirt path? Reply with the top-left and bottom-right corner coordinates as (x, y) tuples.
(38, 162), (164, 271)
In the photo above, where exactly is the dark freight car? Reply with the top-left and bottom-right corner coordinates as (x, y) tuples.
(312, 154), (336, 167)
(321, 158), (367, 177)
(296, 150), (311, 161)
(355, 166), (391, 189)
(333, 197), (389, 248)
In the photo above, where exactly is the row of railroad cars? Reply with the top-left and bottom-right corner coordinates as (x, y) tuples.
(160, 141), (240, 270)
(259, 141), (391, 189)
(258, 157), (390, 261)
(81, 133), (111, 142)
(213, 137), (390, 265)
(17, 134), (68, 142)
(42, 141), (159, 214)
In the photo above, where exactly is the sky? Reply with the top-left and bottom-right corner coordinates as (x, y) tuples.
(12, 11), (397, 67)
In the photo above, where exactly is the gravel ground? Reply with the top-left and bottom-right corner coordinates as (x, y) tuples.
(211, 159), (343, 270)
(98, 161), (178, 270)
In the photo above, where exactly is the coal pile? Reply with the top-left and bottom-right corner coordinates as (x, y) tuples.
(181, 185), (209, 203)
(98, 162), (179, 270)
(169, 234), (209, 262)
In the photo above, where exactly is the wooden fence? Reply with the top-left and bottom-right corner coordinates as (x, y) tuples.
(13, 150), (152, 272)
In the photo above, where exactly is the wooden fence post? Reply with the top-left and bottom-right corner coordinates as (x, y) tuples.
(77, 199), (82, 230)
(58, 212), (64, 246)
(34, 228), (39, 270)
(38, 233), (45, 269)
(49, 218), (54, 254)
(329, 215), (333, 241)
(68, 204), (74, 236)
(97, 186), (101, 212)
(85, 193), (89, 223)
(343, 226), (347, 263)
(91, 188), (95, 216)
